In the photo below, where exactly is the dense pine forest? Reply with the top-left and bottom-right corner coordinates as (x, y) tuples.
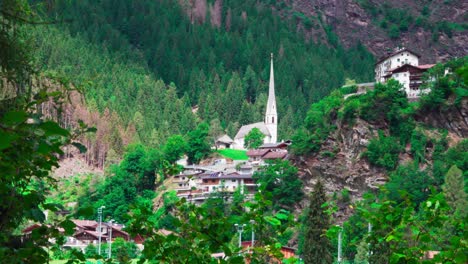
(1, 0), (467, 263)
(35, 0), (374, 144)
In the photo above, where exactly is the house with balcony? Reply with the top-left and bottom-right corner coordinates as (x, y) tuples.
(375, 47), (435, 98)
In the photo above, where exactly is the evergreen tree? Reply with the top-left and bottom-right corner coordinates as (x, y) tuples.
(302, 180), (333, 264)
(442, 165), (467, 217)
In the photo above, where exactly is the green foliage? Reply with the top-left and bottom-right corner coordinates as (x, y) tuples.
(34, 0), (374, 143)
(386, 164), (432, 205)
(302, 181), (333, 263)
(186, 122), (212, 164)
(76, 144), (160, 223)
(365, 131), (402, 170)
(253, 160), (304, 210)
(0, 2), (91, 262)
(125, 188), (294, 263)
(244, 127), (265, 149)
(442, 165), (467, 217)
(162, 134), (188, 164)
(292, 90), (343, 155)
(358, 190), (467, 264)
(111, 237), (139, 262)
(420, 57), (468, 110)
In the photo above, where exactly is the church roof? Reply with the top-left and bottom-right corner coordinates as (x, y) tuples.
(234, 122), (271, 140)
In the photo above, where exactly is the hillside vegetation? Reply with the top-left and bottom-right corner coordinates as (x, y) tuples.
(291, 57), (467, 262)
(38, 0), (374, 142)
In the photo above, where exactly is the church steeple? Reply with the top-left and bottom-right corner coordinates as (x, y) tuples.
(265, 53), (278, 143)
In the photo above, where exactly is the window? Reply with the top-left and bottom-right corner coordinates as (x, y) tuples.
(272, 117), (274, 123)
(232, 179), (236, 182)
(397, 58), (400, 62)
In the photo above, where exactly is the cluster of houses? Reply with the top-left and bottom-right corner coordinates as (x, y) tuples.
(174, 142), (291, 204)
(22, 219), (144, 252)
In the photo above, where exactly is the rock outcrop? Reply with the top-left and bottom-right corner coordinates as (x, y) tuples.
(293, 97), (467, 222)
(288, 0), (468, 63)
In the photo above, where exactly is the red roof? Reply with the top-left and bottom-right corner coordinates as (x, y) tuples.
(263, 151), (288, 160)
(417, 64), (435, 69)
(73, 219), (98, 229)
(246, 149), (270, 157)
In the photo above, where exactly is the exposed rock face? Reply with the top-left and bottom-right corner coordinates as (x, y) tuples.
(415, 98), (468, 138)
(294, 98), (467, 222)
(294, 118), (386, 197)
(289, 0), (468, 63)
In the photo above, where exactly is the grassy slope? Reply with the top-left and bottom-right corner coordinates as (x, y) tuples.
(217, 149), (248, 160)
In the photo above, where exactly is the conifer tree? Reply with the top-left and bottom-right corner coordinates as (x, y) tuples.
(302, 180), (333, 264)
(442, 165), (467, 217)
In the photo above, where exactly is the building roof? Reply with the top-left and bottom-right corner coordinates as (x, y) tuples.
(74, 230), (105, 240)
(199, 171), (253, 180)
(376, 48), (421, 65)
(417, 64), (436, 69)
(73, 219), (98, 229)
(246, 149), (270, 157)
(259, 142), (290, 149)
(263, 151), (288, 160)
(388, 63), (435, 74)
(216, 134), (233, 144)
(234, 122), (271, 140)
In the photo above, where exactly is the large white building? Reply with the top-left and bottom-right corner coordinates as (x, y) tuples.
(375, 47), (435, 98)
(232, 54), (278, 149)
(375, 47), (420, 83)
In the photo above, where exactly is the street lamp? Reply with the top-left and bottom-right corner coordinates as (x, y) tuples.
(336, 225), (343, 263)
(234, 223), (246, 248)
(107, 219), (115, 259)
(249, 220), (255, 248)
(97, 206), (105, 256)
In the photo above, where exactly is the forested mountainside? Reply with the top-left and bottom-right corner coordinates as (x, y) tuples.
(38, 0), (374, 143)
(286, 0), (468, 62)
(289, 59), (467, 260)
(2, 0), (467, 263)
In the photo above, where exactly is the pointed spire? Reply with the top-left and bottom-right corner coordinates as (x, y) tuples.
(265, 53), (277, 143)
(269, 53), (275, 100)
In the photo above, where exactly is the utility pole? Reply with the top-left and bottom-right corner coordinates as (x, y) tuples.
(250, 220), (255, 249)
(97, 206), (105, 256)
(107, 219), (114, 259)
(368, 222), (372, 261)
(337, 225), (342, 263)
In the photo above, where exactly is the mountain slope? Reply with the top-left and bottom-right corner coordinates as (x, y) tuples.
(287, 0), (467, 62)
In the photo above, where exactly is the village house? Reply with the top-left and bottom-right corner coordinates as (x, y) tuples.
(375, 47), (435, 98)
(214, 134), (234, 149)
(175, 168), (257, 204)
(22, 219), (143, 252)
(246, 142), (290, 165)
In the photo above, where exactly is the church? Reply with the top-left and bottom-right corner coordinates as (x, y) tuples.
(232, 54), (278, 150)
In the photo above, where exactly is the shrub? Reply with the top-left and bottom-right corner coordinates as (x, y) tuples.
(365, 131), (402, 170)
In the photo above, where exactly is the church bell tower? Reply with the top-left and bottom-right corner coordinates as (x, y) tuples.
(265, 53), (278, 143)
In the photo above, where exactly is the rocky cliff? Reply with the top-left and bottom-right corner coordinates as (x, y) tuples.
(293, 97), (467, 222)
(288, 0), (467, 63)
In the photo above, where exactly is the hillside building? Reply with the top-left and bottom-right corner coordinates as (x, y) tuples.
(375, 47), (435, 98)
(232, 54), (278, 149)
